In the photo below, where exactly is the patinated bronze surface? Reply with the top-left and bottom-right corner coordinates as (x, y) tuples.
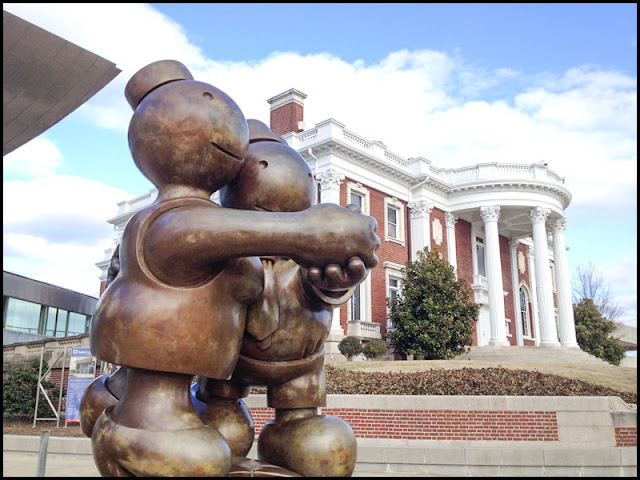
(82, 60), (379, 477)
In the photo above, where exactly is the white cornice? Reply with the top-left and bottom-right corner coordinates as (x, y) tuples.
(300, 139), (417, 185)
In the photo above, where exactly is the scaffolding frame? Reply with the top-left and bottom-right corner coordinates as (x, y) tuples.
(32, 345), (67, 428)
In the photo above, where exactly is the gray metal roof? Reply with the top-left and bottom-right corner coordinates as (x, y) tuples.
(3, 10), (121, 156)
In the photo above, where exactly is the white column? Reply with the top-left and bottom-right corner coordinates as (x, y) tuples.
(408, 200), (433, 260)
(445, 212), (458, 277)
(552, 218), (579, 348)
(480, 206), (509, 346)
(315, 168), (346, 335)
(509, 239), (523, 346)
(526, 244), (541, 346)
(315, 168), (344, 205)
(529, 207), (560, 347)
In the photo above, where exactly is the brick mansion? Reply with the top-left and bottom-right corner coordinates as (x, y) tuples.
(97, 88), (578, 359)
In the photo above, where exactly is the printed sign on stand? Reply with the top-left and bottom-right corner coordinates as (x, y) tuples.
(64, 347), (96, 424)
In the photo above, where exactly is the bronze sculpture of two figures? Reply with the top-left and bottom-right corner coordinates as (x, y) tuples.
(79, 60), (380, 477)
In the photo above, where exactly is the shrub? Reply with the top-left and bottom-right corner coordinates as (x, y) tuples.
(386, 247), (479, 360)
(338, 336), (363, 361)
(3, 358), (61, 418)
(363, 340), (388, 360)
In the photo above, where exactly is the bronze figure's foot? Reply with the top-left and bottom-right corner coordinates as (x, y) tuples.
(92, 407), (232, 476)
(258, 409), (357, 477)
(191, 383), (255, 457)
(90, 367), (232, 476)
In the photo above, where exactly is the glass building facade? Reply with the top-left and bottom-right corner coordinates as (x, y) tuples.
(3, 271), (97, 344)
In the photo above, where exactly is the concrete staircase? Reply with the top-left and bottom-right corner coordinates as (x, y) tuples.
(455, 345), (616, 367)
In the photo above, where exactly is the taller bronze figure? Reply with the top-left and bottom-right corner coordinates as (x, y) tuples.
(87, 60), (379, 477)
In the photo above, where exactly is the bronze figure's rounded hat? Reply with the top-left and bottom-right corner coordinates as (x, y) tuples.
(247, 119), (286, 145)
(125, 59), (194, 110)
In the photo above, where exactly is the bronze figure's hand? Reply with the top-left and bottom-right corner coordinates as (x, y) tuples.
(307, 257), (368, 292)
(297, 203), (380, 270)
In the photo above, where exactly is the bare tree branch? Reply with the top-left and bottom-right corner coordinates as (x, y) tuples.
(571, 262), (623, 326)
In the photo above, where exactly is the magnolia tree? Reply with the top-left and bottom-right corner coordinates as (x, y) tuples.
(574, 298), (626, 366)
(386, 248), (479, 360)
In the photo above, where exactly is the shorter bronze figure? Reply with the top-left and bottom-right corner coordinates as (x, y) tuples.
(192, 120), (363, 477)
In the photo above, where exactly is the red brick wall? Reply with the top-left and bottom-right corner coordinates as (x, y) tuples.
(430, 208), (448, 261)
(454, 219), (476, 345)
(336, 178), (409, 337)
(270, 103), (303, 136)
(248, 407), (559, 442)
(615, 426), (638, 446)
(455, 219), (474, 286)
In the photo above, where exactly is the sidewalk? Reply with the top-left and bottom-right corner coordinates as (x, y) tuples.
(3, 452), (100, 477)
(2, 444), (428, 477)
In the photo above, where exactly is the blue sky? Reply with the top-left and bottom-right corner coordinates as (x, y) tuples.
(3, 4), (637, 329)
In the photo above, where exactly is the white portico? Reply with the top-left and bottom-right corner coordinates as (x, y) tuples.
(402, 160), (577, 349)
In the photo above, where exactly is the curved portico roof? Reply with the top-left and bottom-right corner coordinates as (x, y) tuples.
(3, 10), (121, 156)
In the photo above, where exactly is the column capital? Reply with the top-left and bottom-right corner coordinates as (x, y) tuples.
(315, 169), (344, 188)
(551, 217), (568, 232)
(480, 205), (500, 222)
(509, 238), (520, 250)
(526, 244), (535, 259)
(529, 207), (550, 225)
(445, 212), (458, 228)
(408, 200), (434, 218)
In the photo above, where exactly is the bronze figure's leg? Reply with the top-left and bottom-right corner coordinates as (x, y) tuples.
(91, 368), (232, 477)
(258, 408), (357, 478)
(256, 369), (357, 477)
(79, 366), (128, 438)
(191, 376), (255, 458)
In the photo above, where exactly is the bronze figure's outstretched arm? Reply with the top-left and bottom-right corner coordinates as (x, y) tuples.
(144, 202), (379, 286)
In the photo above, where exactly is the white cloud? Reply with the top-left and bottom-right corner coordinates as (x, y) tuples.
(3, 138), (62, 178)
(3, 176), (133, 297)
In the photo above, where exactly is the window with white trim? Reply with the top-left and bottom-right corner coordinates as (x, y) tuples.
(384, 197), (405, 245)
(519, 286), (532, 338)
(475, 235), (486, 278)
(346, 182), (370, 215)
(550, 261), (556, 292)
(384, 261), (405, 330)
(350, 285), (362, 322)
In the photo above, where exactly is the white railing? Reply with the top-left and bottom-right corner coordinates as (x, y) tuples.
(343, 130), (371, 150)
(496, 164), (532, 177)
(347, 321), (382, 340)
(297, 128), (318, 144)
(118, 190), (156, 214)
(384, 151), (409, 167)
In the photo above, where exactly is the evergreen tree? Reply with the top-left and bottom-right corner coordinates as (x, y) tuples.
(363, 340), (388, 360)
(3, 358), (60, 418)
(574, 298), (625, 366)
(386, 248), (479, 360)
(338, 336), (363, 361)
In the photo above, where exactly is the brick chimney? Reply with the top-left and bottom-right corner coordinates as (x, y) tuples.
(267, 88), (307, 136)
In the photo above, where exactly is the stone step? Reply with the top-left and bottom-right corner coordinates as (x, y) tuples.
(455, 346), (615, 367)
